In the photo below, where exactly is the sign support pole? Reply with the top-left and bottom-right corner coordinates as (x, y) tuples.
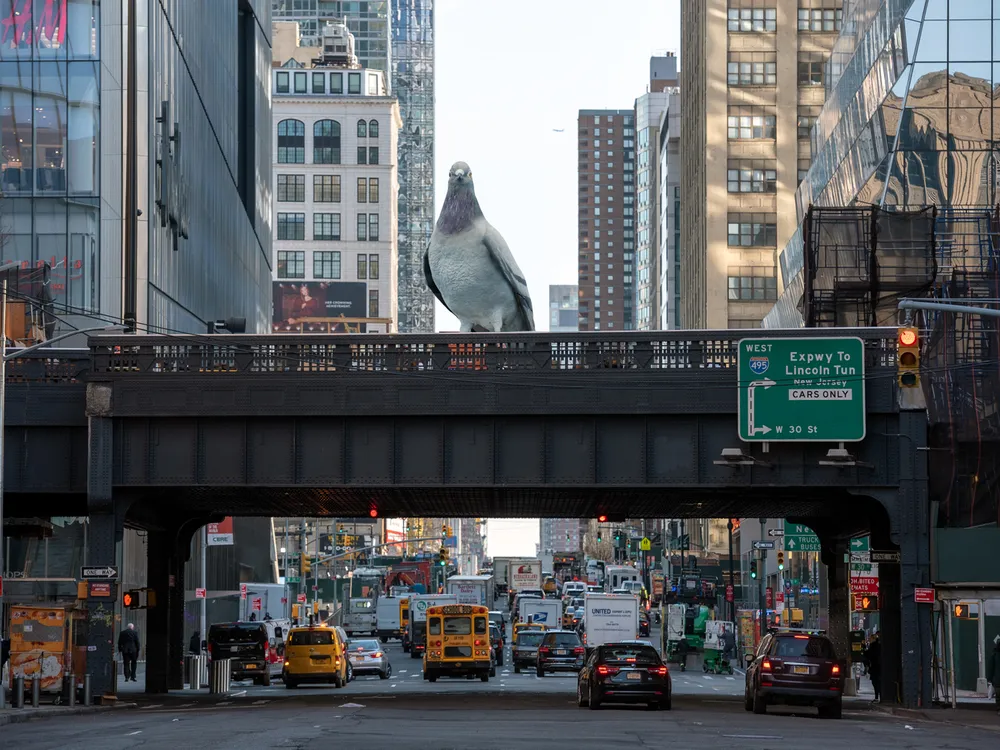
(200, 526), (207, 647)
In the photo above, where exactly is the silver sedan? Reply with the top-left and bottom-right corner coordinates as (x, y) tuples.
(346, 639), (392, 679)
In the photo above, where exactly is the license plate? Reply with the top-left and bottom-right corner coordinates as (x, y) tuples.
(627, 671), (641, 680)
(793, 666), (809, 675)
(556, 649), (567, 655)
(245, 664), (258, 669)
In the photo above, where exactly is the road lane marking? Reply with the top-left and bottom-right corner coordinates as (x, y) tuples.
(398, 670), (407, 673)
(142, 704), (163, 710)
(251, 700), (270, 705)
(229, 690), (247, 697)
(724, 736), (782, 740)
(702, 676), (714, 681)
(726, 676), (735, 681)
(127, 731), (142, 736)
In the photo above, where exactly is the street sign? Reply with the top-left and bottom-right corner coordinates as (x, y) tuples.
(738, 337), (866, 442)
(850, 552), (871, 564)
(240, 583), (247, 600)
(850, 561), (878, 576)
(89, 582), (112, 597)
(195, 588), (206, 599)
(726, 584), (734, 603)
(252, 597), (262, 612)
(850, 576), (879, 595)
(765, 587), (773, 608)
(80, 566), (119, 580)
(776, 590), (784, 605)
(870, 550), (900, 563)
(752, 540), (775, 550)
(286, 576), (300, 584)
(639, 537), (651, 551)
(767, 528), (784, 537)
(783, 522), (821, 552)
(296, 593), (307, 604)
(849, 536), (870, 552)
(914, 588), (935, 604)
(853, 594), (879, 612)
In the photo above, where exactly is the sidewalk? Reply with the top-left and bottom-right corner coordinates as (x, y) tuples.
(850, 674), (1000, 731)
(0, 703), (137, 727)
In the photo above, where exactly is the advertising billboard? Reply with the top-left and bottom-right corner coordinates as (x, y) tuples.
(207, 517), (234, 546)
(272, 281), (368, 332)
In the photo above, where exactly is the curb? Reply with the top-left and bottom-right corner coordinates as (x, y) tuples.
(873, 704), (1000, 732)
(0, 702), (138, 727)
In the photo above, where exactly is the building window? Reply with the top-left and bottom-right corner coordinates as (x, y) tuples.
(727, 6), (776, 32)
(357, 177), (367, 203)
(357, 254), (368, 279)
(357, 213), (367, 241)
(728, 267), (778, 301)
(277, 212), (305, 240)
(277, 174), (305, 202)
(798, 6), (843, 32)
(294, 72), (307, 93)
(798, 56), (826, 86)
(368, 178), (379, 203)
(798, 105), (822, 138)
(727, 213), (778, 246)
(368, 119), (379, 138)
(313, 120), (341, 164)
(369, 289), (379, 318)
(358, 119), (368, 138)
(277, 119), (305, 163)
(727, 109), (776, 139)
(314, 250), (341, 280)
(357, 146), (367, 165)
(368, 253), (379, 279)
(277, 250), (305, 279)
(313, 212), (341, 241)
(368, 73), (380, 95)
(727, 160), (777, 193)
(314, 175), (341, 202)
(348, 72), (361, 94)
(798, 158), (812, 185)
(311, 72), (325, 94)
(727, 52), (776, 86)
(276, 72), (289, 93)
(330, 73), (343, 94)
(368, 214), (379, 241)
(368, 146), (379, 165)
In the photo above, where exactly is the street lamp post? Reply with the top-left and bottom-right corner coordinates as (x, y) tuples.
(727, 519), (735, 624)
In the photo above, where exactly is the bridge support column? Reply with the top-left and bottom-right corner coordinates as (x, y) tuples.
(145, 529), (171, 693)
(168, 552), (186, 690)
(822, 539), (851, 672)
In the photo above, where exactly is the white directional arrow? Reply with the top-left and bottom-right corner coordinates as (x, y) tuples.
(747, 378), (776, 436)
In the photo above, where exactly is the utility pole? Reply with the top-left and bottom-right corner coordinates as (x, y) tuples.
(758, 517), (767, 638)
(727, 519), (735, 624)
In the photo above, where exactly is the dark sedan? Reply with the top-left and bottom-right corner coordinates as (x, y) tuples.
(744, 631), (845, 718)
(512, 630), (545, 673)
(537, 630), (585, 677)
(577, 642), (672, 710)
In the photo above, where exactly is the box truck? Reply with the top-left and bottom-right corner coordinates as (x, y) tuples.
(446, 574), (494, 606)
(406, 593), (458, 659)
(582, 593), (639, 651)
(509, 558), (543, 593)
(376, 596), (403, 642)
(519, 598), (562, 630)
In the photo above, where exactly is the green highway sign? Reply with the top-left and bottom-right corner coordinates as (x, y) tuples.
(783, 522), (822, 552)
(849, 536), (870, 552)
(286, 576), (300, 584)
(738, 337), (866, 442)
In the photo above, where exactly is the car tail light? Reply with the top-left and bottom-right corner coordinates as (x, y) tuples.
(596, 665), (619, 676)
(762, 660), (772, 672)
(373, 652), (383, 658)
(435, 640), (442, 647)
(831, 664), (840, 675)
(539, 647), (550, 654)
(573, 647), (585, 655)
(334, 658), (340, 666)
(649, 666), (668, 676)
(474, 639), (482, 646)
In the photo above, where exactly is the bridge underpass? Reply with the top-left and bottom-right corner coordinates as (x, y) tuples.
(2, 329), (929, 707)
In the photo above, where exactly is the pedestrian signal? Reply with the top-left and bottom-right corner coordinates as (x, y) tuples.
(953, 603), (972, 619)
(123, 589), (141, 609)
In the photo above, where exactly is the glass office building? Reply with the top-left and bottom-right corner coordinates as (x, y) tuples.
(766, 0), (1000, 328)
(0, 0), (273, 335)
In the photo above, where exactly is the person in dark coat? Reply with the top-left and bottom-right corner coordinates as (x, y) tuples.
(865, 633), (882, 702)
(118, 623), (141, 682)
(987, 634), (1000, 713)
(676, 637), (689, 672)
(189, 631), (201, 655)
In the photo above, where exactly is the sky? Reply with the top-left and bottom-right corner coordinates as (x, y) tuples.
(433, 1), (681, 558)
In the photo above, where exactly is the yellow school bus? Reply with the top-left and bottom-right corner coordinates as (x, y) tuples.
(423, 604), (493, 682)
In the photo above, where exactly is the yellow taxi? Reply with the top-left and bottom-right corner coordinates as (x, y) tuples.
(282, 625), (348, 689)
(512, 621), (547, 641)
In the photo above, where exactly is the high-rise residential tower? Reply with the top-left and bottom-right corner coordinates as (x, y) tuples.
(680, 0), (843, 330)
(577, 110), (636, 331)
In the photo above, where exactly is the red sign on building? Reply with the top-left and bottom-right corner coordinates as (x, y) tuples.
(252, 597), (262, 612)
(765, 587), (773, 608)
(240, 583), (247, 600)
(914, 587), (935, 604)
(776, 590), (785, 605)
(850, 576), (880, 595)
(296, 593), (307, 604)
(725, 584), (734, 603)
(89, 582), (112, 598)
(195, 588), (206, 599)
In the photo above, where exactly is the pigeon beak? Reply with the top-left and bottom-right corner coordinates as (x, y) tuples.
(454, 169), (465, 180)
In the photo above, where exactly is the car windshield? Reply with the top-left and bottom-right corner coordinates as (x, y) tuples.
(516, 632), (545, 647)
(349, 639), (380, 651)
(544, 632), (581, 647)
(288, 630), (334, 646)
(601, 645), (660, 665)
(773, 637), (835, 659)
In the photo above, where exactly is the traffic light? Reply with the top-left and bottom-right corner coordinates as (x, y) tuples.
(897, 327), (920, 388)
(777, 551), (784, 571)
(597, 529), (603, 542)
(750, 560), (758, 579)
(369, 507), (378, 518)
(301, 553), (311, 575)
(123, 589), (141, 609)
(597, 514), (608, 523)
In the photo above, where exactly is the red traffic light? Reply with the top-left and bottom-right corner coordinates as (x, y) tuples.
(369, 508), (378, 518)
(898, 327), (917, 347)
(597, 514), (608, 523)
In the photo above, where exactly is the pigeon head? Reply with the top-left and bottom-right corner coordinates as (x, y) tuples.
(437, 161), (483, 234)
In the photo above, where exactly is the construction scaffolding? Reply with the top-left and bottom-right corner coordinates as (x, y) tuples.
(801, 205), (1000, 526)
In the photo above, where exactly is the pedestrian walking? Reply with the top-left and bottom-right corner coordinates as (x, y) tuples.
(676, 637), (689, 672)
(189, 630), (201, 655)
(118, 623), (141, 682)
(987, 634), (1000, 713)
(865, 632), (882, 702)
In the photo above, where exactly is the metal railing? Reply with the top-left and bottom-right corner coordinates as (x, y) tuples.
(4, 349), (89, 383)
(88, 330), (901, 376)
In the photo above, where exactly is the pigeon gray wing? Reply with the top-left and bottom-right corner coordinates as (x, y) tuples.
(423, 242), (455, 315)
(481, 222), (535, 331)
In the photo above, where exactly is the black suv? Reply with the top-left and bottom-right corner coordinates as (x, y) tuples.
(208, 620), (289, 686)
(744, 631), (846, 718)
(577, 641), (672, 710)
(536, 630), (585, 677)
